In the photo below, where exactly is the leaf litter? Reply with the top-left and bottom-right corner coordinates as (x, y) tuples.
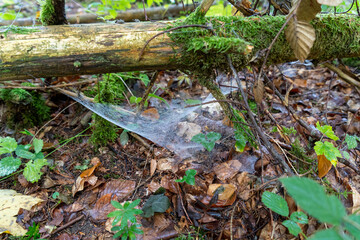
(0, 60), (360, 239)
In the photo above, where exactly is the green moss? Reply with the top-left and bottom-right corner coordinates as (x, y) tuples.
(0, 85), (50, 129)
(0, 26), (39, 37)
(89, 73), (125, 148)
(166, 14), (360, 79)
(38, 0), (55, 25)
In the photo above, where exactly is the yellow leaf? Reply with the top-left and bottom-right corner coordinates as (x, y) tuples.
(0, 190), (43, 236)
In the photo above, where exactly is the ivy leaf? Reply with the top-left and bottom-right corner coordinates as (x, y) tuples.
(33, 138), (43, 154)
(290, 211), (308, 224)
(23, 158), (48, 183)
(0, 156), (21, 177)
(0, 137), (17, 154)
(191, 132), (221, 152)
(282, 220), (302, 236)
(141, 194), (170, 218)
(261, 191), (289, 217)
(314, 141), (341, 165)
(175, 169), (197, 185)
(345, 134), (358, 149)
(280, 177), (346, 226)
(316, 122), (339, 141)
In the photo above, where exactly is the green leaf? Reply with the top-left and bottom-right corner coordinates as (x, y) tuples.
(139, 73), (150, 86)
(282, 220), (302, 236)
(147, 93), (170, 108)
(191, 132), (221, 152)
(234, 132), (247, 152)
(185, 99), (202, 105)
(345, 134), (358, 149)
(111, 200), (124, 210)
(342, 151), (350, 160)
(309, 228), (348, 240)
(141, 194), (170, 218)
(344, 214), (360, 240)
(280, 177), (346, 225)
(0, 156), (21, 177)
(33, 138), (43, 154)
(15, 145), (35, 160)
(316, 122), (339, 141)
(0, 137), (17, 154)
(120, 130), (129, 146)
(23, 158), (48, 183)
(290, 211), (308, 224)
(175, 169), (197, 185)
(314, 141), (342, 163)
(261, 191), (289, 217)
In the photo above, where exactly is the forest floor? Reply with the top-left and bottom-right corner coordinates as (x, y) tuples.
(1, 1), (360, 240)
(1, 62), (360, 240)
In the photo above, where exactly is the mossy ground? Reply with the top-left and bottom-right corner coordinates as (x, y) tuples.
(0, 86), (50, 129)
(89, 73), (125, 148)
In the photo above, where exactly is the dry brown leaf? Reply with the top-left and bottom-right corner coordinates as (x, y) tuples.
(291, 0), (321, 22)
(317, 0), (343, 6)
(213, 160), (242, 181)
(207, 184), (237, 201)
(318, 154), (332, 178)
(141, 108), (160, 120)
(253, 78), (264, 104)
(285, 18), (316, 62)
(150, 159), (157, 176)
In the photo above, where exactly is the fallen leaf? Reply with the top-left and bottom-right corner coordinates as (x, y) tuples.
(150, 159), (157, 176)
(0, 189), (43, 236)
(141, 108), (160, 120)
(318, 154), (332, 178)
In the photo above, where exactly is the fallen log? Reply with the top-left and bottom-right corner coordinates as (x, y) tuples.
(0, 15), (359, 81)
(0, 4), (196, 26)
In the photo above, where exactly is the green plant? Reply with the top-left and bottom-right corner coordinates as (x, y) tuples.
(263, 177), (360, 239)
(175, 169), (197, 185)
(86, 0), (136, 20)
(314, 122), (342, 166)
(0, 136), (48, 183)
(191, 132), (221, 152)
(74, 159), (90, 171)
(107, 199), (144, 239)
(9, 222), (47, 240)
(262, 191), (308, 237)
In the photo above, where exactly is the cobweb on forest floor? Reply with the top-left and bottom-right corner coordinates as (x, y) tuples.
(67, 75), (238, 159)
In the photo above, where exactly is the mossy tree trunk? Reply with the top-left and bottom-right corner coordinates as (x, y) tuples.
(0, 15), (359, 81)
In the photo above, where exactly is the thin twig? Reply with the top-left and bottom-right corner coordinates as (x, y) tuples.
(0, 79), (97, 90)
(226, 55), (294, 175)
(138, 24), (215, 61)
(42, 215), (85, 239)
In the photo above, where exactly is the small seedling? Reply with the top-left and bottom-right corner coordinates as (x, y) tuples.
(175, 169), (197, 185)
(107, 199), (144, 239)
(191, 132), (221, 152)
(262, 177), (360, 239)
(0, 136), (47, 183)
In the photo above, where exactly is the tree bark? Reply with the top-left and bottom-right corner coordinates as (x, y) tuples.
(0, 15), (359, 81)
